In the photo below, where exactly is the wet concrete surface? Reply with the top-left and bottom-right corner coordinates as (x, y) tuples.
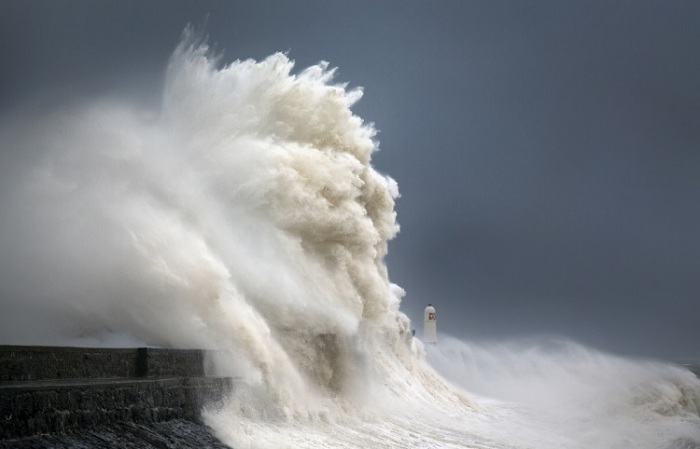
(0, 419), (232, 448)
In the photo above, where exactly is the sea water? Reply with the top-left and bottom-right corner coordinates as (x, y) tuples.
(0, 30), (698, 448)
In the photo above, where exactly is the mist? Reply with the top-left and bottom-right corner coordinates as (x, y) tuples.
(2, 0), (699, 360)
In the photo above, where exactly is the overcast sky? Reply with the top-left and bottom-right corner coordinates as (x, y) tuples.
(1, 0), (699, 359)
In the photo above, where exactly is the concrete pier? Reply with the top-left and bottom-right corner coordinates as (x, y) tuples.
(0, 346), (232, 441)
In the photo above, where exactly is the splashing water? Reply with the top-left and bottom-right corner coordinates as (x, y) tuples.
(0, 32), (698, 448)
(428, 337), (700, 449)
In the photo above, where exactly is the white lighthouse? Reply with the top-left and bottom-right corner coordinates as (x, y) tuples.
(423, 304), (437, 344)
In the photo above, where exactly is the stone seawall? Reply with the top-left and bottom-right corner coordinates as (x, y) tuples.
(0, 346), (208, 381)
(0, 346), (232, 443)
(0, 377), (231, 439)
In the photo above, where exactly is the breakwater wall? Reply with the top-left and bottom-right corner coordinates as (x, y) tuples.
(0, 346), (209, 381)
(0, 346), (232, 440)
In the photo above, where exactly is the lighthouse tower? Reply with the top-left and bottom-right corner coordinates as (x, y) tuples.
(423, 304), (437, 344)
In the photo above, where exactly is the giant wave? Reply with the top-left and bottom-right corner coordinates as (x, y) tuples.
(0, 30), (698, 449)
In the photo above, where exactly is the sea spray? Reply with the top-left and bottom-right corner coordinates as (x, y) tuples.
(427, 337), (700, 448)
(0, 30), (470, 425)
(1, 30), (699, 448)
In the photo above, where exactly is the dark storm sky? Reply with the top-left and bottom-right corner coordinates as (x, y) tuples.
(1, 1), (699, 359)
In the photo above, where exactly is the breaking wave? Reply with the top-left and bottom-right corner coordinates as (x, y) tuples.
(0, 30), (698, 448)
